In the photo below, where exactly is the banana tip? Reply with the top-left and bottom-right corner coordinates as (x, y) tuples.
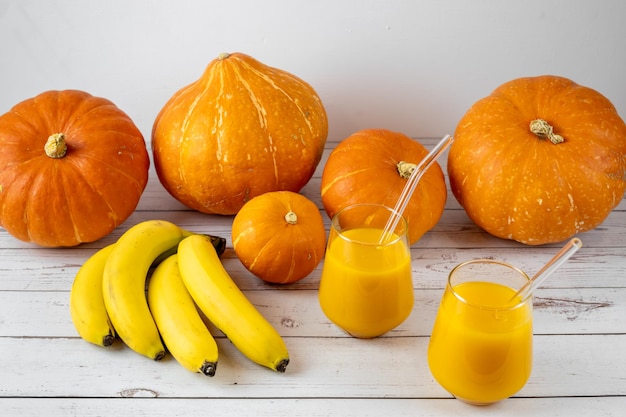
(102, 334), (115, 347)
(275, 358), (289, 373)
(200, 361), (218, 377)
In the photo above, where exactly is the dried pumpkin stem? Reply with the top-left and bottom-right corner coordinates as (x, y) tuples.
(397, 161), (417, 180)
(44, 133), (68, 158)
(530, 119), (564, 144)
(284, 211), (298, 225)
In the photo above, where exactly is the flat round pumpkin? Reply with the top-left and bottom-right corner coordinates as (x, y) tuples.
(448, 75), (626, 245)
(0, 90), (149, 247)
(232, 191), (326, 284)
(320, 129), (447, 245)
(152, 52), (328, 215)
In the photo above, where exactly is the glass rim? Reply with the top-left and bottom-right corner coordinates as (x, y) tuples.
(447, 258), (532, 311)
(331, 203), (408, 247)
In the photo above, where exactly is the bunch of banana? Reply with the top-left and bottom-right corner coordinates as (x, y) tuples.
(177, 234), (290, 373)
(69, 220), (225, 361)
(69, 219), (290, 375)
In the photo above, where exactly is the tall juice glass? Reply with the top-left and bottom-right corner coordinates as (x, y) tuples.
(319, 203), (413, 338)
(428, 259), (533, 405)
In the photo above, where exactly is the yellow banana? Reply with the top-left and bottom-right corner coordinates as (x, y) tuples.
(178, 234), (290, 372)
(102, 219), (191, 360)
(70, 244), (116, 347)
(148, 254), (219, 376)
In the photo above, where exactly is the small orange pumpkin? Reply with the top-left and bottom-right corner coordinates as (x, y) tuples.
(448, 75), (626, 245)
(0, 90), (149, 247)
(320, 129), (447, 245)
(152, 52), (328, 215)
(232, 191), (326, 284)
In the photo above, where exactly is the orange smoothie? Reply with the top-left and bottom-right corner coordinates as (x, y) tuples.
(319, 227), (413, 338)
(428, 281), (533, 404)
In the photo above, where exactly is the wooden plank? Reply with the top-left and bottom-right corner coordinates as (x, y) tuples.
(0, 334), (624, 399)
(1, 287), (624, 338)
(1, 396), (625, 417)
(0, 243), (624, 291)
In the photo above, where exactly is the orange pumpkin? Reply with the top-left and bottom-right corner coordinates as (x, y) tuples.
(152, 52), (328, 215)
(448, 75), (626, 245)
(0, 90), (149, 247)
(320, 129), (447, 245)
(232, 191), (326, 284)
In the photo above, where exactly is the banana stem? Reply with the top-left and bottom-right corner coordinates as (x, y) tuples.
(102, 333), (115, 347)
(275, 358), (289, 373)
(200, 361), (217, 377)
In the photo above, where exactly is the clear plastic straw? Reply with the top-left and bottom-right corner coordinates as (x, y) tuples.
(509, 237), (583, 304)
(379, 134), (454, 244)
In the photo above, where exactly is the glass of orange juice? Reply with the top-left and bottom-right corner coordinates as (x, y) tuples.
(318, 203), (413, 338)
(428, 259), (533, 405)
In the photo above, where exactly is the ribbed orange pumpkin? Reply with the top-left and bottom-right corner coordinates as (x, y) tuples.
(232, 191), (326, 284)
(320, 129), (447, 245)
(0, 90), (149, 247)
(152, 52), (328, 215)
(448, 75), (626, 245)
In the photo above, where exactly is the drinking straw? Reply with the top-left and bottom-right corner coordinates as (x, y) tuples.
(379, 134), (454, 244)
(509, 237), (583, 304)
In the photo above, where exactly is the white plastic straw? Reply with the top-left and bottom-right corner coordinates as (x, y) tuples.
(379, 134), (454, 244)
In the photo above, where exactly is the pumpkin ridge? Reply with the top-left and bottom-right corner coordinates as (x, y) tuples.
(320, 168), (369, 195)
(231, 226), (249, 248)
(181, 81), (215, 139)
(237, 63), (291, 186)
(52, 159), (121, 243)
(230, 62), (269, 130)
(292, 221), (321, 264)
(72, 162), (124, 218)
(10, 108), (45, 137)
(59, 165), (94, 244)
(0, 164), (37, 235)
(285, 235), (299, 283)
(248, 228), (283, 271)
(0, 144), (42, 171)
(22, 168), (47, 242)
(237, 58), (319, 137)
(59, 95), (119, 136)
(176, 72), (218, 190)
(71, 153), (148, 192)
(227, 60), (283, 186)
(55, 99), (147, 165)
(277, 218), (313, 283)
(24, 162), (83, 245)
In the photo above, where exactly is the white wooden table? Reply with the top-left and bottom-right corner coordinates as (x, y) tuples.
(1, 138), (625, 416)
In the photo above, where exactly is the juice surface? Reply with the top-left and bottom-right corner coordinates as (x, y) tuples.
(319, 227), (413, 338)
(428, 281), (533, 404)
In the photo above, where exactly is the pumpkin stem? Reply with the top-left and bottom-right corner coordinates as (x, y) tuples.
(218, 52), (231, 60)
(284, 211), (298, 225)
(397, 161), (417, 180)
(529, 119), (564, 144)
(44, 133), (68, 158)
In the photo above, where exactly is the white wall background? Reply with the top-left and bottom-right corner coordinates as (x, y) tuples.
(1, 0), (625, 142)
